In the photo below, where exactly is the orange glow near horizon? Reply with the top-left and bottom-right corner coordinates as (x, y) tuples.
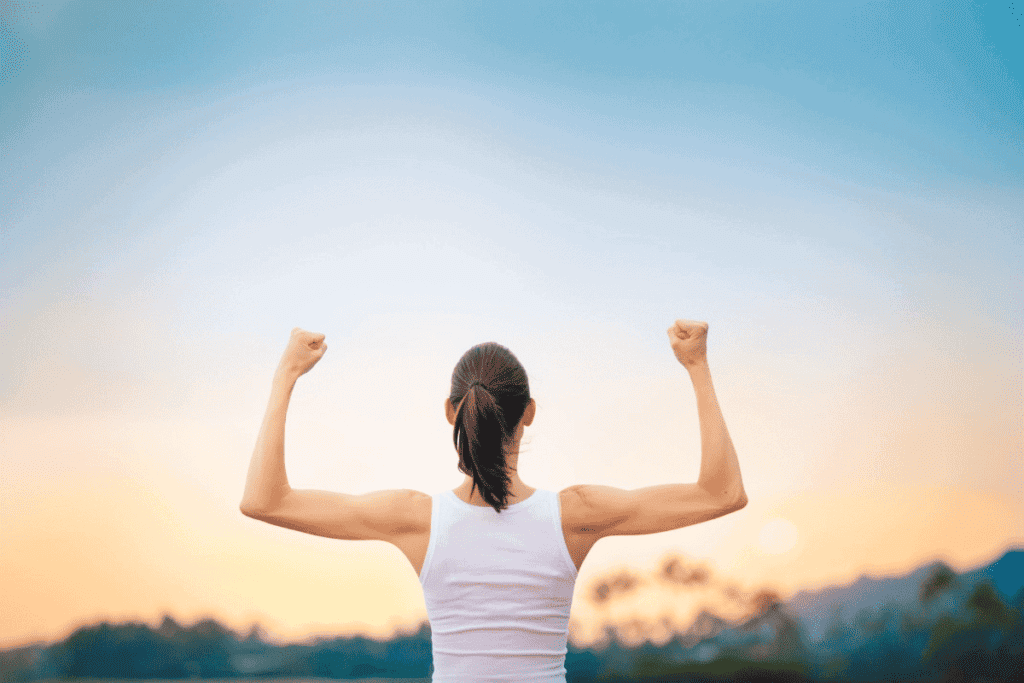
(3, 454), (1020, 649)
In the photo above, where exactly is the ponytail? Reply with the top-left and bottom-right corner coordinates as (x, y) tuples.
(449, 343), (531, 513)
(454, 384), (512, 511)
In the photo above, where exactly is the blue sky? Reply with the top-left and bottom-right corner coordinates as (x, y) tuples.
(1, 0), (1021, 646)
(3, 0), (1021, 363)
(4, 0), (1021, 312)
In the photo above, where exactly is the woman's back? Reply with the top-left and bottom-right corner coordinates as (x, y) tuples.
(420, 488), (577, 682)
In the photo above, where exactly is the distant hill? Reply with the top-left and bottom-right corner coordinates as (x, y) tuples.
(960, 548), (1024, 601)
(785, 548), (1024, 642)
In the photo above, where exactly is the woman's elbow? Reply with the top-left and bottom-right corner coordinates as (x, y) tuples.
(240, 489), (290, 520)
(721, 490), (748, 513)
(240, 501), (267, 519)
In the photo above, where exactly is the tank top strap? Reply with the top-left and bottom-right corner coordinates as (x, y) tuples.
(417, 490), (447, 587)
(547, 489), (578, 578)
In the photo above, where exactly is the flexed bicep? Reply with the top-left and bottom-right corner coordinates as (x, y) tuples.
(564, 483), (742, 539)
(243, 488), (430, 542)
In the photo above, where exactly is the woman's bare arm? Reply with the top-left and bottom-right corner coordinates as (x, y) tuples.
(687, 361), (746, 505)
(563, 320), (746, 538)
(239, 329), (428, 541)
(240, 328), (326, 515)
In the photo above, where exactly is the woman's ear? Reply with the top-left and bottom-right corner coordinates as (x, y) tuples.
(522, 398), (536, 427)
(445, 398), (456, 426)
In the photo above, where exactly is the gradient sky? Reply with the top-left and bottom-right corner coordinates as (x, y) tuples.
(2, 0), (1021, 649)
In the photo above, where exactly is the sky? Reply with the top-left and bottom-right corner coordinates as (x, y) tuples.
(1, 0), (1021, 649)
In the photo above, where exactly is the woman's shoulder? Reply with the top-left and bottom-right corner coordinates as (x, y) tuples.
(558, 485), (594, 533)
(557, 484), (664, 534)
(400, 489), (433, 532)
(558, 484), (597, 508)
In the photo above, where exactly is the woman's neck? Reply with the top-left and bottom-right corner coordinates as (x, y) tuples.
(456, 473), (535, 507)
(454, 431), (531, 506)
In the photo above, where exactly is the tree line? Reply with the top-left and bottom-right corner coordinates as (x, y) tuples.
(2, 557), (1021, 682)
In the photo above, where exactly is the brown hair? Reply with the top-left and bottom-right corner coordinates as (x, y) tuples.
(449, 342), (531, 512)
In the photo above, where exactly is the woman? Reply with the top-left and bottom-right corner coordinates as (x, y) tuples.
(241, 319), (747, 682)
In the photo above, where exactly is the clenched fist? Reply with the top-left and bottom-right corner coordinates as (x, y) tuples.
(278, 327), (328, 378)
(667, 320), (708, 368)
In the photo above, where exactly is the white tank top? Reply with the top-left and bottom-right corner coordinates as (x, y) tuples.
(419, 488), (579, 682)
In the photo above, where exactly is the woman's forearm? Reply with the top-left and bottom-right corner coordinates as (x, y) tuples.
(241, 368), (299, 515)
(688, 360), (746, 506)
